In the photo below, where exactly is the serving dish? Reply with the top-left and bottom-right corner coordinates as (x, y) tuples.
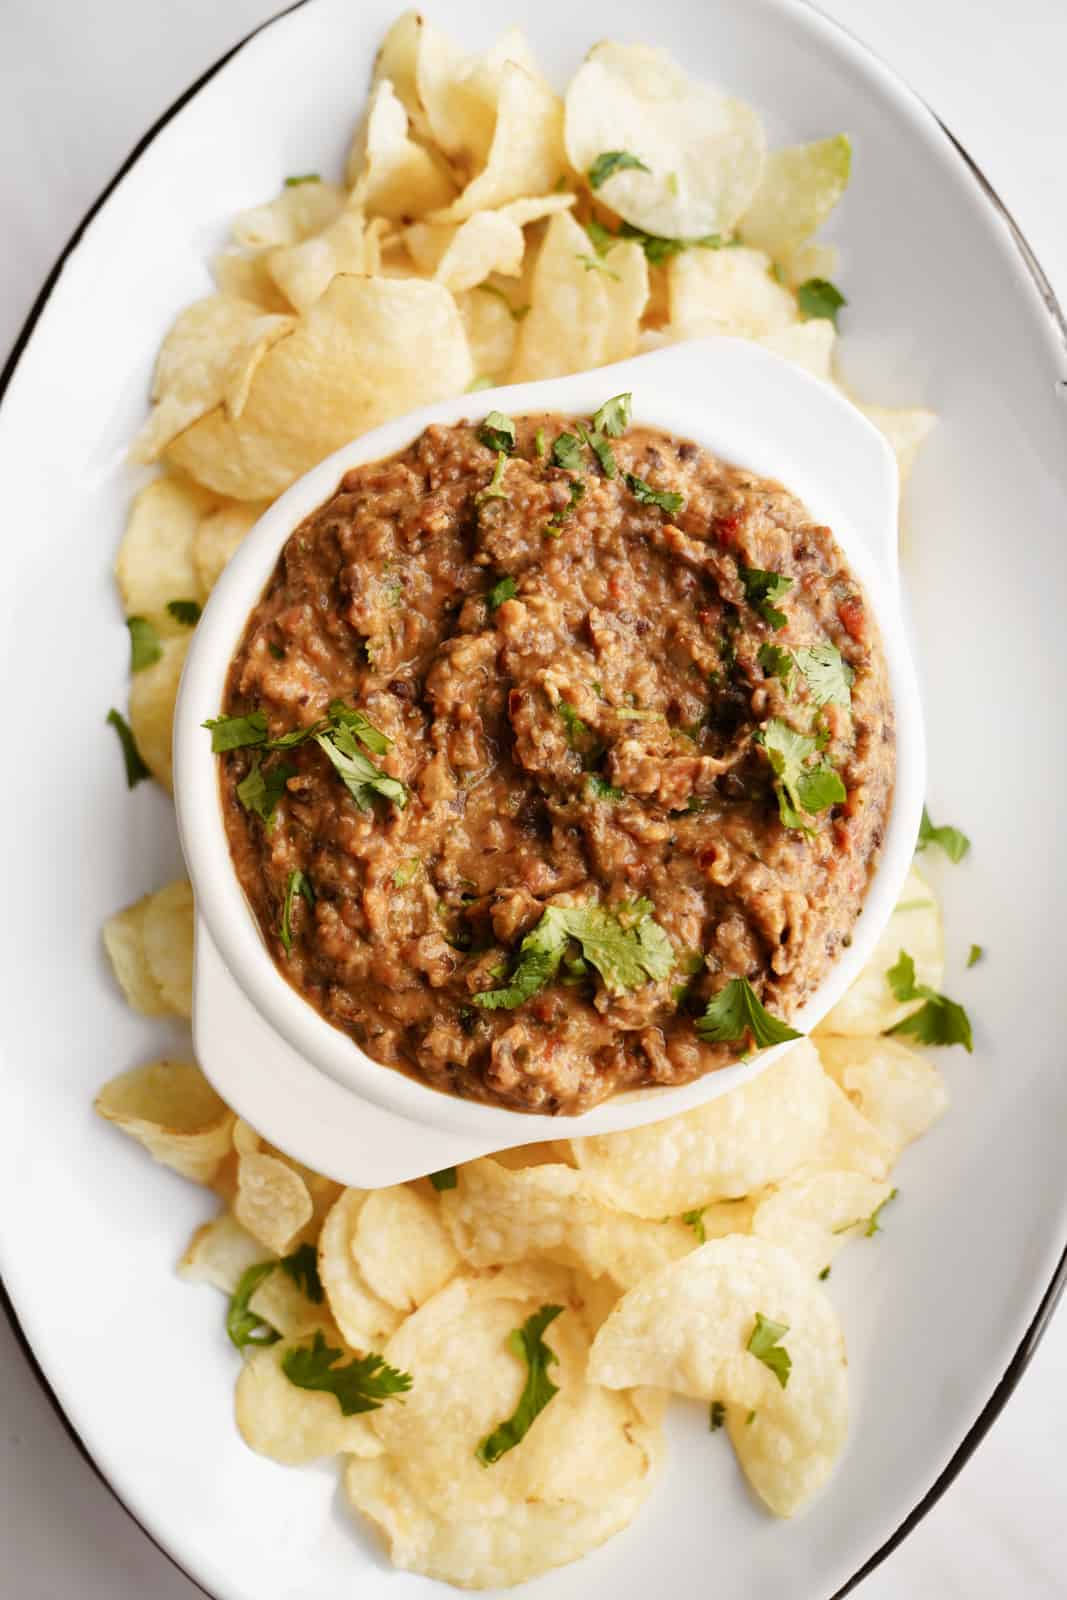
(2, 0), (1065, 1597)
(175, 336), (923, 1186)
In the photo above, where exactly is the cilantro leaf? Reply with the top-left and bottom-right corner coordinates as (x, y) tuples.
(226, 1261), (281, 1350)
(618, 222), (727, 265)
(475, 451), (510, 505)
(682, 1208), (707, 1244)
(476, 1305), (563, 1465)
(284, 173), (320, 186)
(695, 976), (802, 1048)
(738, 563), (793, 630)
(392, 857), (421, 888)
(588, 150), (651, 189)
(585, 218), (617, 256)
(106, 708), (150, 787)
(479, 411), (516, 452)
(797, 278), (847, 327)
(967, 943), (984, 968)
(747, 1313), (792, 1388)
(315, 728), (407, 812)
(487, 575), (517, 611)
(279, 1241), (324, 1302)
(575, 422), (617, 479)
(625, 473), (685, 514)
(585, 774), (624, 801)
(794, 643), (853, 707)
(592, 393), (632, 437)
(863, 1187), (898, 1238)
(327, 701), (392, 756)
(237, 758), (295, 826)
(126, 616), (162, 672)
(476, 284), (529, 321)
(916, 805), (971, 863)
(757, 641), (794, 688)
(282, 1330), (413, 1416)
(544, 477), (586, 537)
(577, 252), (621, 280)
(818, 1265), (831, 1281)
(166, 598), (202, 626)
(755, 718), (845, 829)
(709, 1400), (726, 1431)
(279, 868), (314, 954)
(429, 1167), (458, 1191)
(203, 710), (269, 752)
(534, 427), (547, 459)
(557, 699), (595, 750)
(552, 432), (584, 471)
(884, 947), (974, 1052)
(475, 900), (673, 1010)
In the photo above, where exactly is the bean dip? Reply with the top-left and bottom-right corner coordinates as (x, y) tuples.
(215, 403), (894, 1113)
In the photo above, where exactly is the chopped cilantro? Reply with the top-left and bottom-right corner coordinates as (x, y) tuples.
(236, 758), (295, 826)
(795, 643), (853, 708)
(967, 943), (984, 968)
(797, 277), (847, 327)
(746, 1410), (757, 1426)
(429, 1167), (458, 1191)
(282, 1330), (412, 1416)
(166, 598), (202, 626)
(585, 217), (617, 256)
(284, 173), (320, 186)
(757, 641), (794, 688)
(738, 563), (793, 630)
(475, 899), (673, 1010)
(534, 427), (547, 460)
(327, 701), (392, 756)
(625, 472), (684, 514)
(126, 616), (162, 672)
(315, 725), (407, 813)
(618, 221), (727, 265)
(487, 575), (517, 611)
(577, 252), (621, 280)
(393, 858), (421, 889)
(917, 806), (971, 863)
(544, 477), (586, 537)
(585, 774), (624, 801)
(467, 375), (493, 392)
(202, 710), (269, 752)
(552, 432), (584, 471)
(279, 1241), (324, 1302)
(279, 869), (314, 954)
(106, 708), (150, 787)
(476, 1305), (563, 1465)
(557, 699), (594, 749)
(593, 393), (632, 437)
(588, 150), (651, 189)
(226, 1261), (280, 1350)
(709, 1400), (726, 1432)
(475, 451), (510, 506)
(885, 948), (974, 1051)
(682, 1208), (707, 1244)
(695, 976), (802, 1048)
(268, 642), (285, 659)
(577, 422), (617, 478)
(747, 1313), (792, 1389)
(476, 284), (530, 320)
(755, 718), (846, 830)
(818, 1265), (831, 1281)
(479, 411), (516, 452)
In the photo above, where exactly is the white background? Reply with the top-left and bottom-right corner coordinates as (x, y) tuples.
(1, 1), (1064, 1595)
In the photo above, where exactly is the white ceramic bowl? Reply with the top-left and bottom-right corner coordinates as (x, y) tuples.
(173, 336), (924, 1185)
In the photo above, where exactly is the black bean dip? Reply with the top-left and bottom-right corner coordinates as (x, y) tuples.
(217, 405), (894, 1113)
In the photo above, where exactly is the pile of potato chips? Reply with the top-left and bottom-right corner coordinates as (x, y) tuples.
(98, 867), (949, 1586)
(114, 13), (935, 788)
(99, 15), (950, 1587)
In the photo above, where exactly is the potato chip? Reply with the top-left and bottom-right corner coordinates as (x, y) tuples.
(588, 1235), (847, 1516)
(859, 405), (937, 483)
(102, 894), (169, 1016)
(265, 209), (368, 314)
(442, 1159), (694, 1288)
(127, 632), (189, 790)
(370, 11), (428, 140)
(211, 249), (292, 313)
(167, 275), (473, 500)
(179, 1213), (327, 1340)
(191, 498), (266, 596)
(352, 1184), (459, 1311)
(813, 1078), (894, 1179)
(431, 211), (525, 291)
(430, 62), (566, 223)
(455, 286), (520, 382)
(347, 79), (456, 219)
(759, 318), (836, 381)
(94, 1060), (234, 1185)
(816, 1035), (949, 1158)
(564, 42), (765, 240)
(571, 1040), (830, 1217)
(417, 23), (541, 177)
(234, 1151), (314, 1254)
(236, 1337), (384, 1466)
(231, 180), (344, 250)
(489, 1138), (576, 1171)
(668, 245), (797, 340)
(140, 878), (194, 1018)
(817, 869), (944, 1036)
(511, 212), (648, 381)
(318, 1187), (404, 1351)
(129, 295), (295, 463)
(115, 476), (215, 627)
(739, 136), (851, 261)
(752, 1170), (895, 1276)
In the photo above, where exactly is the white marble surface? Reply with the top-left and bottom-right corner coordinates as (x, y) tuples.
(1, 1), (1065, 1595)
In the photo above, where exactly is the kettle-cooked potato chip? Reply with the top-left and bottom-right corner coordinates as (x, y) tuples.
(817, 869), (944, 1036)
(266, 210), (368, 313)
(234, 1151), (314, 1254)
(430, 62), (566, 223)
(511, 211), (648, 380)
(571, 1040), (830, 1217)
(127, 632), (189, 790)
(167, 275), (473, 500)
(759, 318), (836, 380)
(812, 1078), (894, 1179)
(115, 476), (216, 626)
(191, 498), (267, 596)
(739, 136), (851, 262)
(102, 894), (169, 1016)
(95, 1060), (234, 1185)
(211, 249), (292, 312)
(318, 1187), (405, 1351)
(237, 1337), (384, 1466)
(589, 1235), (847, 1516)
(565, 42), (765, 240)
(231, 180), (344, 250)
(859, 405), (938, 483)
(668, 245), (797, 340)
(417, 23), (541, 177)
(752, 1169), (895, 1276)
(347, 78), (456, 218)
(140, 878), (194, 1018)
(180, 1212), (327, 1339)
(370, 11), (430, 142)
(816, 1035), (949, 1158)
(353, 1184), (460, 1312)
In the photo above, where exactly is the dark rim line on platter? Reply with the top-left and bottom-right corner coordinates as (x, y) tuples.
(0, 2), (1064, 1596)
